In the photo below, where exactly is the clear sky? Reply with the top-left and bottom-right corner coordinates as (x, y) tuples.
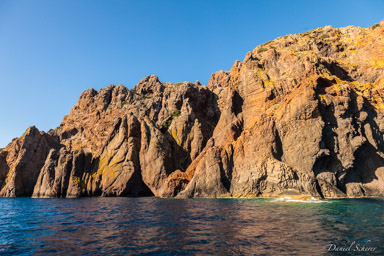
(0, 0), (383, 147)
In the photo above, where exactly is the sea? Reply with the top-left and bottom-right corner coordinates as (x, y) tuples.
(0, 197), (383, 255)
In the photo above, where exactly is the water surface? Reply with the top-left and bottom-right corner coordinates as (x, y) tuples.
(0, 197), (383, 255)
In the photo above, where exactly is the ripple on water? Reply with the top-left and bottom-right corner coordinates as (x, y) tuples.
(0, 197), (382, 255)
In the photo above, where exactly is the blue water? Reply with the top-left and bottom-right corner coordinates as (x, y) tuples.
(0, 197), (383, 255)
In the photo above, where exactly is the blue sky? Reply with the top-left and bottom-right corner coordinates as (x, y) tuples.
(0, 0), (383, 147)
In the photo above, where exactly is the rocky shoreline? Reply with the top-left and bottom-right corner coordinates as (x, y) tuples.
(1, 20), (384, 199)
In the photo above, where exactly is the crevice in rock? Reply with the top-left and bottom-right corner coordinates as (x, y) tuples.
(362, 97), (384, 152)
(272, 127), (283, 161)
(314, 77), (335, 94)
(232, 90), (243, 116)
(219, 150), (234, 192)
(349, 142), (381, 184)
(315, 179), (325, 198)
(166, 133), (191, 172)
(322, 61), (354, 82)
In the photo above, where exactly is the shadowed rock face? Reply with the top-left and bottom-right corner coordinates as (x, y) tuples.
(0, 127), (59, 197)
(2, 20), (384, 198)
(29, 76), (220, 198)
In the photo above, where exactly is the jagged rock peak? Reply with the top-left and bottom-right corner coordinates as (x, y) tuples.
(1, 20), (384, 199)
(133, 75), (164, 96)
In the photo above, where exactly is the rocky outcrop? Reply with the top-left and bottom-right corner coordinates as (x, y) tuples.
(28, 75), (219, 198)
(175, 20), (384, 199)
(2, 20), (384, 198)
(0, 127), (58, 197)
(32, 148), (72, 198)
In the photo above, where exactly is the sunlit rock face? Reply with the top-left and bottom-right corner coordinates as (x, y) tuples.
(1, 20), (384, 198)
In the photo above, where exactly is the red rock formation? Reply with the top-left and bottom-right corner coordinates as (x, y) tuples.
(0, 127), (58, 196)
(178, 20), (384, 198)
(1, 20), (384, 198)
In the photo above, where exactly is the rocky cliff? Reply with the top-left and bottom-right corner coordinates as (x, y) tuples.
(1, 20), (384, 198)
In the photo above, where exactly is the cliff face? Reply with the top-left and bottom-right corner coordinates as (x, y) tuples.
(0, 127), (58, 197)
(31, 76), (219, 198)
(180, 21), (384, 199)
(1, 20), (384, 198)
